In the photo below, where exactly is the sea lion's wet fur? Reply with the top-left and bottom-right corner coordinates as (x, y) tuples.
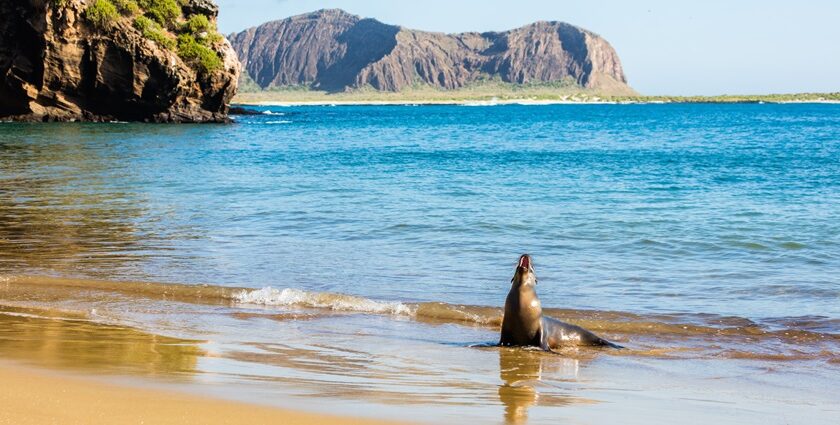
(500, 255), (622, 351)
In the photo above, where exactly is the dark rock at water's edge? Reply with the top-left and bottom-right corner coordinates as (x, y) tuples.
(229, 9), (635, 95)
(228, 106), (261, 115)
(0, 0), (239, 123)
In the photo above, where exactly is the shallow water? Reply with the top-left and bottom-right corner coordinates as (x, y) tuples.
(1, 277), (838, 424)
(1, 104), (839, 423)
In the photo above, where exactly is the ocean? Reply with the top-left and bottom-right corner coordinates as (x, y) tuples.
(1, 104), (838, 424)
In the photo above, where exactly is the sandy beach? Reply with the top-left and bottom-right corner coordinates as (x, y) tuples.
(0, 362), (401, 425)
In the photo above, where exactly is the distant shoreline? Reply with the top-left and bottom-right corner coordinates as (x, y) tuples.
(233, 90), (840, 107)
(235, 98), (840, 107)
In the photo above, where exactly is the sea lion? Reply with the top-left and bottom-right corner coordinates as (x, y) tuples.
(500, 254), (622, 350)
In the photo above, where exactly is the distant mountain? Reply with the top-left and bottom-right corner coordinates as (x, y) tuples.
(228, 9), (634, 95)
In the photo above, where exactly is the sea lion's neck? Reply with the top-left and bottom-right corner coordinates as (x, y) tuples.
(510, 276), (541, 310)
(511, 281), (535, 295)
(511, 270), (537, 291)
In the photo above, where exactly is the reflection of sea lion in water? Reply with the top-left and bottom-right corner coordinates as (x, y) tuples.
(500, 254), (622, 350)
(498, 348), (541, 424)
(498, 348), (585, 424)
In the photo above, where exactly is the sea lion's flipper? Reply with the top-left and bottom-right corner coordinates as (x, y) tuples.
(539, 335), (553, 352)
(587, 330), (624, 349)
(499, 325), (513, 347)
(600, 339), (624, 349)
(541, 316), (623, 350)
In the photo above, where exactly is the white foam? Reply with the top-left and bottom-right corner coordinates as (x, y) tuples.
(265, 120), (292, 124)
(261, 110), (285, 116)
(234, 287), (414, 316)
(0, 311), (49, 320)
(0, 310), (97, 323)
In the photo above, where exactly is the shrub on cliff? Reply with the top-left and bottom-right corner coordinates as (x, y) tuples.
(182, 14), (224, 46)
(183, 14), (210, 33)
(137, 0), (181, 28)
(134, 16), (176, 49)
(85, 0), (119, 28)
(177, 34), (223, 74)
(112, 0), (140, 16)
(203, 31), (224, 45)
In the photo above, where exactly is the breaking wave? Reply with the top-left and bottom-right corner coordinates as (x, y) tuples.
(235, 287), (413, 316)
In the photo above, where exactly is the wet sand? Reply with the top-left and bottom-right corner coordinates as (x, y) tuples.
(0, 362), (401, 425)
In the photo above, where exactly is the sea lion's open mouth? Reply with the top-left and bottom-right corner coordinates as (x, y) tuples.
(518, 255), (531, 269)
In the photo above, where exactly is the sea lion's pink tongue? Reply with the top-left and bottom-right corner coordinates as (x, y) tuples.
(519, 256), (530, 269)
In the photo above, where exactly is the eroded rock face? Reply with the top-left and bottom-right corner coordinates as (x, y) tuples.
(229, 9), (633, 94)
(182, 0), (218, 18)
(0, 0), (239, 122)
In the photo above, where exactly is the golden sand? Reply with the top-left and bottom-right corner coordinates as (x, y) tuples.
(0, 363), (401, 425)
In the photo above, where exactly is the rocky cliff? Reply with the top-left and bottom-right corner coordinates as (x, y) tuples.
(0, 0), (239, 122)
(229, 9), (633, 94)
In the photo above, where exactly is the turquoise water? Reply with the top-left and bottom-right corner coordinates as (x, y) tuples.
(2, 104), (840, 424)
(2, 104), (838, 320)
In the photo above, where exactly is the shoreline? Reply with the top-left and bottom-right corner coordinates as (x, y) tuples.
(237, 99), (610, 106)
(0, 361), (403, 425)
(233, 98), (840, 107)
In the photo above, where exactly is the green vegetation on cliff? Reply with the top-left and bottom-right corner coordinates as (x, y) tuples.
(183, 13), (210, 33)
(84, 0), (119, 28)
(112, 0), (140, 16)
(137, 0), (180, 28)
(133, 15), (176, 49)
(82, 0), (225, 76)
(177, 34), (223, 73)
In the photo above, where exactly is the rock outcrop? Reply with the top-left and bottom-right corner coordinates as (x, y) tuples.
(229, 9), (633, 94)
(0, 0), (239, 122)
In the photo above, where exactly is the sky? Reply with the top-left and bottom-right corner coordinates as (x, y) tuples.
(216, 0), (840, 96)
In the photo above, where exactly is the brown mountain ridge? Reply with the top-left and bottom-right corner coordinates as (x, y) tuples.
(228, 9), (634, 95)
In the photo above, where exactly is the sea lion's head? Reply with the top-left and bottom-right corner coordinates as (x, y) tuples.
(512, 254), (537, 287)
